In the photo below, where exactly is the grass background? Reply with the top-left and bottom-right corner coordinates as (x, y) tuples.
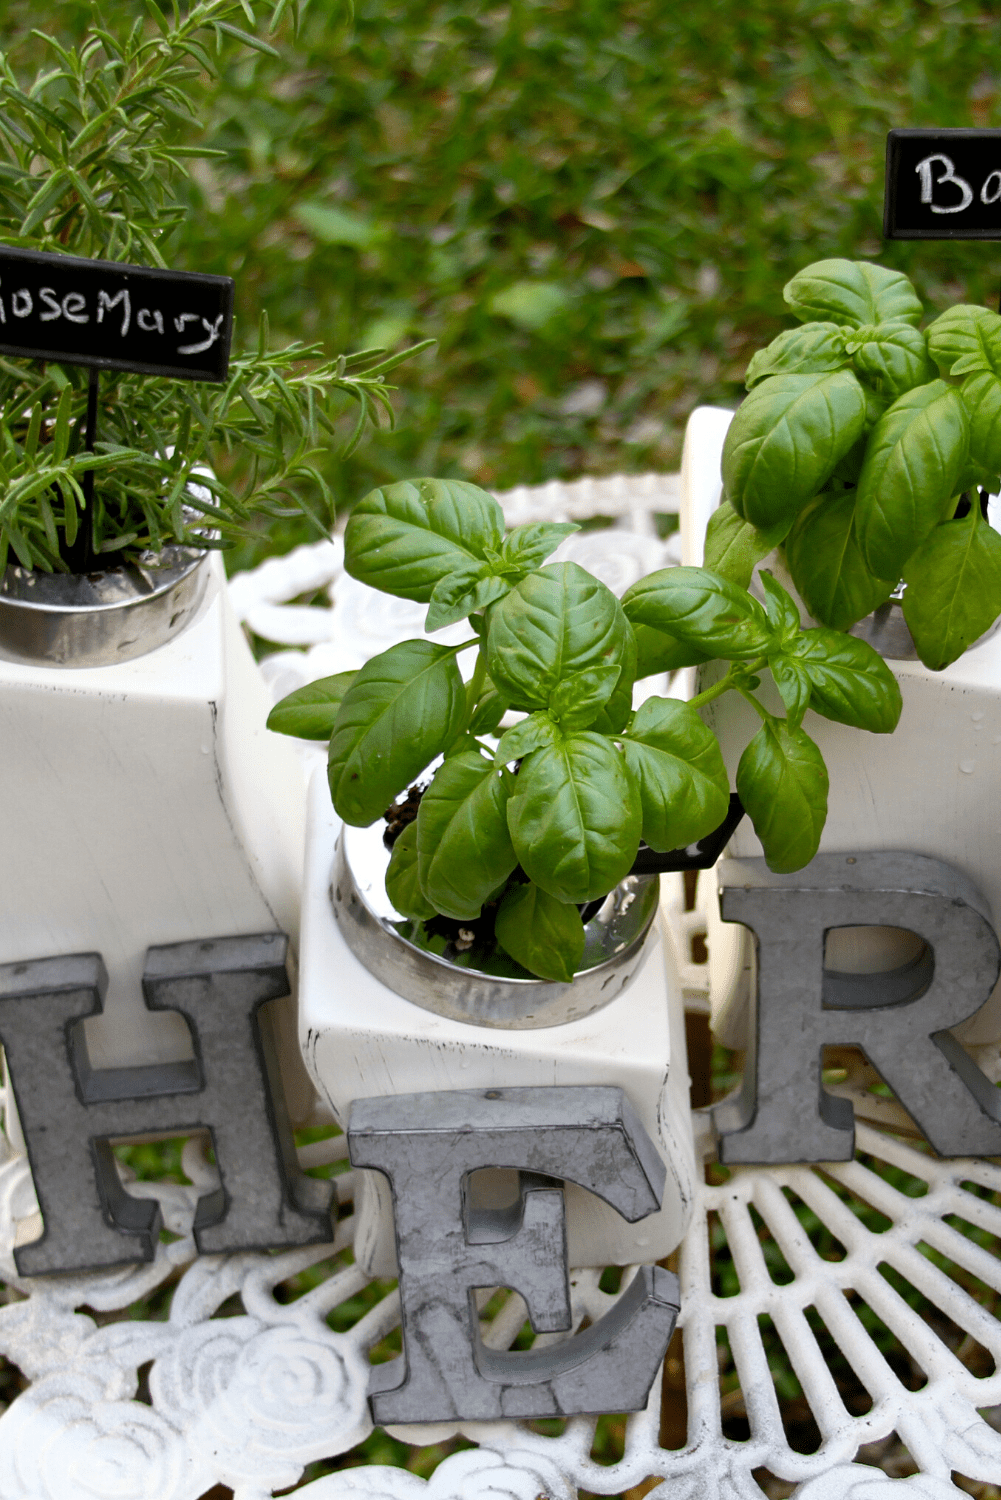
(8, 0), (1001, 571)
(3, 2), (1001, 1494)
(186, 0), (1001, 578)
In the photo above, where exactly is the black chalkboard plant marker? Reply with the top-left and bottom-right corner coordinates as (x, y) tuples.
(0, 242), (247, 661)
(884, 128), (1001, 308)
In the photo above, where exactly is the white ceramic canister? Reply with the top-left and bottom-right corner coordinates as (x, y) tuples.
(0, 549), (313, 1122)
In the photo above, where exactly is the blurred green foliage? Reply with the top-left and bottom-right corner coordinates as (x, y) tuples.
(6, 0), (1001, 578)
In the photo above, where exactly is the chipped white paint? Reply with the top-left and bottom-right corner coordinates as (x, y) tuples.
(0, 552), (307, 1087)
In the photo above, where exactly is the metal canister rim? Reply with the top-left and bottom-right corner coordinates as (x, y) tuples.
(330, 821), (660, 1031)
(0, 546), (209, 667)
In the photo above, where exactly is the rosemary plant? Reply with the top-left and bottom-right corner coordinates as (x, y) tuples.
(0, 1), (428, 572)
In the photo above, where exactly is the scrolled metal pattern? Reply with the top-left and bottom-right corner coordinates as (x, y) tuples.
(0, 477), (996, 1497)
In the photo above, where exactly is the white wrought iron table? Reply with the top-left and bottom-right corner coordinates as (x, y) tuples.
(0, 469), (999, 1500)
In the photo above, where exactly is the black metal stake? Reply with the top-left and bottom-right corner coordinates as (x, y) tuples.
(65, 367), (99, 574)
(82, 366), (98, 570)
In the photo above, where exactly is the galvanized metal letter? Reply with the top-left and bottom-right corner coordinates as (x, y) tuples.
(349, 1085), (681, 1422)
(0, 934), (334, 1274)
(713, 853), (1001, 1163)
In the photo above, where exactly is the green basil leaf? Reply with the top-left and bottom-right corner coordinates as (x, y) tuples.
(266, 670), (357, 740)
(960, 370), (1001, 477)
(425, 565), (510, 631)
(956, 463), (1001, 497)
(787, 628), (902, 731)
(588, 662), (635, 733)
(495, 711), (559, 764)
(784, 490), (896, 630)
(825, 431), (869, 486)
(744, 322), (848, 388)
(549, 664), (621, 729)
(499, 520), (580, 572)
(622, 566), (775, 660)
(494, 881), (585, 983)
(759, 569), (800, 641)
(443, 732), (484, 759)
(768, 657), (811, 726)
(632, 621), (711, 677)
(620, 697), (730, 851)
(722, 370), (868, 529)
(328, 639), (466, 825)
(855, 381), (969, 583)
(415, 751), (517, 920)
(843, 322), (935, 398)
(927, 304), (1001, 378)
(385, 822), (436, 920)
(862, 385), (890, 430)
(344, 478), (505, 602)
(486, 561), (632, 710)
(703, 498), (791, 588)
(736, 719), (829, 873)
(507, 730), (641, 903)
(902, 505), (1001, 671)
(574, 620), (636, 733)
(783, 259), (922, 329)
(469, 680), (510, 735)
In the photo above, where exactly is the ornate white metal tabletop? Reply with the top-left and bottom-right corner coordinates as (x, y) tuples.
(1, 467), (998, 1500)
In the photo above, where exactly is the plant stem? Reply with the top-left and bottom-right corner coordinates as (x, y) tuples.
(735, 684), (772, 721)
(689, 656), (770, 712)
(689, 661), (774, 722)
(687, 667), (735, 709)
(464, 645), (488, 723)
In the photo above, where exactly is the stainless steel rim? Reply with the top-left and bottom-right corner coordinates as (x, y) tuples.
(849, 587), (1001, 661)
(0, 547), (209, 667)
(330, 822), (660, 1030)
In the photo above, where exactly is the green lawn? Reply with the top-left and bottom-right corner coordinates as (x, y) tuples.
(7, 0), (1001, 574)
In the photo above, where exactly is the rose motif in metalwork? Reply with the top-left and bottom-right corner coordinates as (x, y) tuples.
(297, 1470), (425, 1498)
(424, 1447), (574, 1499)
(150, 1317), (255, 1416)
(0, 1373), (195, 1500)
(297, 1446), (574, 1499)
(154, 1316), (370, 1488)
(797, 1465), (965, 1500)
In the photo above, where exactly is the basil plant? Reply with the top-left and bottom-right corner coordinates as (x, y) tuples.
(269, 477), (900, 982)
(713, 257), (1001, 671)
